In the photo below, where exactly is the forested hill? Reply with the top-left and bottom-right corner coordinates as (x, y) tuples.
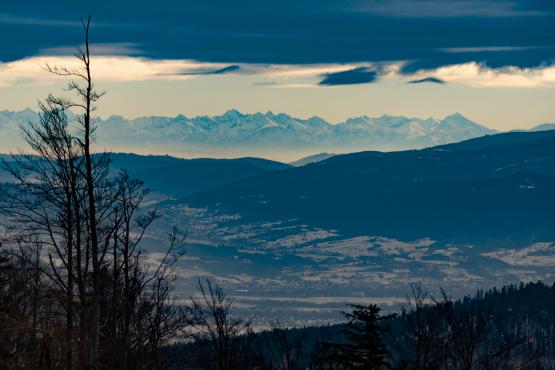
(188, 129), (555, 244)
(170, 281), (555, 368)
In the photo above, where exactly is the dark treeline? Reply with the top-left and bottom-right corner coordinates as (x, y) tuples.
(0, 16), (553, 370)
(385, 282), (547, 369)
(165, 281), (553, 370)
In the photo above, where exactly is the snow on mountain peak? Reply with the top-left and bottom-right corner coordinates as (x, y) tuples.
(220, 109), (244, 119)
(0, 109), (496, 155)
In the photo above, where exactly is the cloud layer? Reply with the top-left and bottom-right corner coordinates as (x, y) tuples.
(2, 55), (554, 89)
(0, 1), (553, 89)
(0, 0), (553, 72)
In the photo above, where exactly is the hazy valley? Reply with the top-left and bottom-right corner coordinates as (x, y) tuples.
(5, 127), (553, 326)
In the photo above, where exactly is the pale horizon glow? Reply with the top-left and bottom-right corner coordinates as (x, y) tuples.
(0, 55), (554, 131)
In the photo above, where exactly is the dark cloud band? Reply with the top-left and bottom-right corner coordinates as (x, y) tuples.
(180, 65), (241, 75)
(319, 67), (378, 86)
(408, 77), (445, 84)
(0, 0), (553, 71)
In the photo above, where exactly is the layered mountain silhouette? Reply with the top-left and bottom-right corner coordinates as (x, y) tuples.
(187, 129), (555, 244)
(0, 152), (291, 198)
(109, 153), (290, 197)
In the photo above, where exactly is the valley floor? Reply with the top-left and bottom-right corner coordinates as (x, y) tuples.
(143, 202), (555, 326)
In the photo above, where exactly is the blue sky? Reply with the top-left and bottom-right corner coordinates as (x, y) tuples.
(0, 0), (554, 129)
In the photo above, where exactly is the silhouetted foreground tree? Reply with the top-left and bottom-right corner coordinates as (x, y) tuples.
(0, 16), (186, 370)
(0, 241), (48, 368)
(167, 282), (549, 369)
(318, 304), (393, 369)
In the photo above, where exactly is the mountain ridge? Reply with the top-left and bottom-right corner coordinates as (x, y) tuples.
(0, 109), (497, 161)
(290, 152), (337, 166)
(187, 129), (555, 244)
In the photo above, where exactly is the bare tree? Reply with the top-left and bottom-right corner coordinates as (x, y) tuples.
(390, 284), (543, 370)
(42, 16), (106, 368)
(265, 321), (311, 370)
(187, 280), (262, 370)
(0, 104), (89, 369)
(0, 16), (187, 370)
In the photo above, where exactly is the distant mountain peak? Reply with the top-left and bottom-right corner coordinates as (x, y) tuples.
(21, 107), (35, 114)
(0, 109), (497, 159)
(106, 114), (127, 122)
(220, 109), (244, 119)
(530, 123), (555, 132)
(442, 112), (473, 122)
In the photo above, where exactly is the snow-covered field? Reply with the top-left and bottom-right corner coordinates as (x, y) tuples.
(142, 202), (555, 326)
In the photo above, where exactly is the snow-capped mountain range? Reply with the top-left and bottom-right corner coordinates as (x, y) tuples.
(0, 109), (497, 159)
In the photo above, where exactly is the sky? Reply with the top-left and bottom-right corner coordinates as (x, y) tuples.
(0, 0), (554, 130)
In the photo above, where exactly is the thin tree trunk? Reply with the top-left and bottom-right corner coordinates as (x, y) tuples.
(66, 196), (74, 370)
(112, 218), (119, 368)
(81, 16), (101, 369)
(123, 217), (131, 370)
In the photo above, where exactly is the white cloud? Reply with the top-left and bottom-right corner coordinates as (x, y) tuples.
(0, 56), (232, 87)
(262, 61), (555, 88)
(410, 62), (555, 88)
(0, 55), (554, 89)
